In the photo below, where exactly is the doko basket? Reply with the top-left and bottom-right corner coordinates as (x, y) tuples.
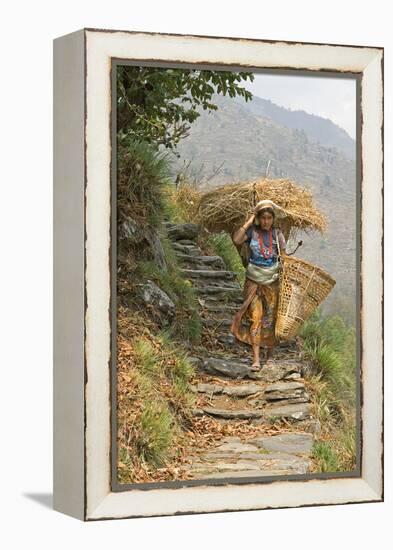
(275, 255), (336, 340)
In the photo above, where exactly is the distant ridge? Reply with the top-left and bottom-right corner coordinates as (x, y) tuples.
(235, 94), (355, 159)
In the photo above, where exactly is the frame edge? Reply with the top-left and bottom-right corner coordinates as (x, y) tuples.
(53, 28), (86, 521)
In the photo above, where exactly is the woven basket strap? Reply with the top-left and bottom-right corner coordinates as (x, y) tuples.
(275, 228), (282, 267)
(302, 266), (317, 296)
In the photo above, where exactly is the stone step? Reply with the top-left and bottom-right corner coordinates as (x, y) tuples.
(190, 355), (304, 383)
(172, 243), (201, 256)
(191, 346), (250, 363)
(247, 396), (309, 408)
(247, 432), (314, 455)
(175, 239), (199, 246)
(191, 381), (307, 402)
(199, 310), (239, 324)
(193, 468), (307, 479)
(193, 407), (265, 420)
(185, 434), (313, 478)
(254, 360), (304, 383)
(163, 222), (201, 241)
(191, 355), (264, 380)
(189, 455), (311, 478)
(195, 285), (243, 296)
(216, 333), (244, 346)
(190, 382), (264, 397)
(261, 402), (311, 422)
(189, 440), (313, 478)
(203, 294), (244, 305)
(191, 455), (311, 476)
(180, 269), (238, 281)
(175, 254), (226, 270)
(201, 302), (240, 314)
(264, 381), (309, 402)
(193, 401), (311, 422)
(172, 241), (202, 255)
(201, 318), (237, 328)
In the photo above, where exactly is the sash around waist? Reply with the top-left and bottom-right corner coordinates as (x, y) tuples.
(245, 261), (280, 286)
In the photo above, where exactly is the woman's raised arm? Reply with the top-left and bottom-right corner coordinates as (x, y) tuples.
(232, 214), (255, 245)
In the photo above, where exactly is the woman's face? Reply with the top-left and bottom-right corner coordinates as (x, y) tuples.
(258, 211), (274, 230)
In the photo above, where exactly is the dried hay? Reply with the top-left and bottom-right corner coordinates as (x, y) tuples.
(188, 178), (328, 239)
(165, 181), (201, 222)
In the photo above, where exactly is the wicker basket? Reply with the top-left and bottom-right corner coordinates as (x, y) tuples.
(275, 255), (336, 340)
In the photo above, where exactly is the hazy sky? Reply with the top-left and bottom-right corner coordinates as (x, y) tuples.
(244, 72), (357, 139)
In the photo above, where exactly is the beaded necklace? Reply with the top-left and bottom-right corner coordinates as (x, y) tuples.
(257, 227), (273, 259)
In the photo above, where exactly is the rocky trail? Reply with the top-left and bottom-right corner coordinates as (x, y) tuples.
(163, 221), (319, 480)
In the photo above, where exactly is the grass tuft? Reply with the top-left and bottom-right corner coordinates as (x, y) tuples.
(205, 232), (246, 285)
(136, 401), (176, 467)
(312, 441), (340, 472)
(133, 339), (161, 377)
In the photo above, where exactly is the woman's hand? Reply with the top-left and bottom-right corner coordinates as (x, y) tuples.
(232, 214), (255, 246)
(243, 214), (255, 228)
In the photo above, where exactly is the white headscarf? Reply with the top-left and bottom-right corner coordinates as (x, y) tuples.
(254, 199), (286, 220)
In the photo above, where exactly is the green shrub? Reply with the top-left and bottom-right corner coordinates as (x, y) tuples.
(136, 401), (176, 467)
(310, 342), (343, 385)
(301, 310), (357, 471)
(171, 351), (195, 383)
(312, 441), (340, 472)
(167, 311), (203, 344)
(125, 333), (196, 470)
(133, 339), (161, 377)
(156, 330), (196, 382)
(311, 423), (357, 473)
(206, 232), (245, 284)
(160, 182), (188, 223)
(118, 135), (173, 227)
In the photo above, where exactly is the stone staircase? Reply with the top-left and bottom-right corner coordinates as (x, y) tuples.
(163, 221), (317, 479)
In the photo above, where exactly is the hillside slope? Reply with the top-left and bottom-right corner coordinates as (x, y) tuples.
(234, 94), (355, 159)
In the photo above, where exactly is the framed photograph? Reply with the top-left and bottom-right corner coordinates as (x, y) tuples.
(53, 28), (384, 521)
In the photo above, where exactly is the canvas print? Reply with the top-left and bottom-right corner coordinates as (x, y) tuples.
(115, 64), (358, 486)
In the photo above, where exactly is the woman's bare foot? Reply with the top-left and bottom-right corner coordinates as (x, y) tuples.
(264, 347), (275, 367)
(251, 343), (261, 371)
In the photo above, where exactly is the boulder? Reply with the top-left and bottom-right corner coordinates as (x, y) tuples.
(119, 218), (168, 270)
(164, 222), (202, 241)
(258, 361), (303, 383)
(144, 226), (167, 271)
(197, 356), (263, 380)
(138, 280), (175, 320)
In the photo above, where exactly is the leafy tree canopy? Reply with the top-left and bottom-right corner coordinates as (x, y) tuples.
(117, 66), (254, 153)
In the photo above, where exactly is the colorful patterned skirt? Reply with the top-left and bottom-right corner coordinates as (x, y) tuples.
(230, 264), (280, 348)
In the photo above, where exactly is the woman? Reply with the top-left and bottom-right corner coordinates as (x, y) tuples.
(230, 199), (287, 371)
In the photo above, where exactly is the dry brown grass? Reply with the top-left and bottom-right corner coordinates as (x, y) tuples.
(174, 178), (328, 240)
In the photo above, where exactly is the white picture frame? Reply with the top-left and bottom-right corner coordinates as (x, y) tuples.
(53, 28), (384, 521)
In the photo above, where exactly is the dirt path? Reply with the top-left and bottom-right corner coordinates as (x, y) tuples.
(164, 221), (319, 479)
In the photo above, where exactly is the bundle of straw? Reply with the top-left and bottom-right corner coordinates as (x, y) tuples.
(192, 178), (328, 240)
